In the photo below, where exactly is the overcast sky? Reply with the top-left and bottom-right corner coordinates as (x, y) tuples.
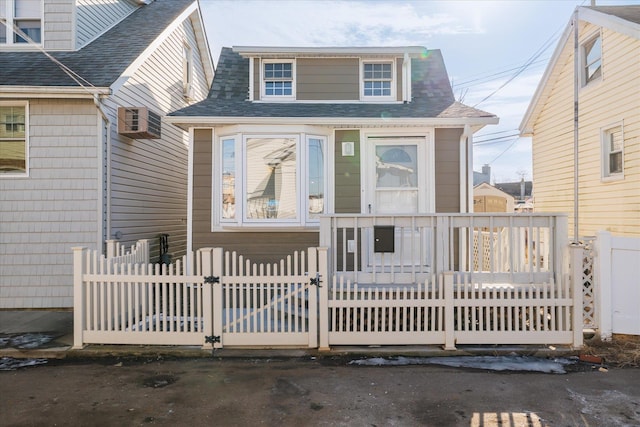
(199, 0), (638, 183)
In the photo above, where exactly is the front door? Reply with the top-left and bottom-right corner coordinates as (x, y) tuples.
(364, 137), (431, 270)
(366, 137), (428, 214)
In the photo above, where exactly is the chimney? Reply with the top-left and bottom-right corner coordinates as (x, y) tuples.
(482, 164), (491, 175)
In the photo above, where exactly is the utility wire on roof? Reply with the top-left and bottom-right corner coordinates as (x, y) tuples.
(7, 23), (97, 92)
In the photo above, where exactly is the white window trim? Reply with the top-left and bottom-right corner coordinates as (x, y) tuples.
(600, 121), (624, 182)
(580, 31), (602, 88)
(213, 130), (328, 230)
(304, 134), (327, 224)
(0, 100), (29, 177)
(361, 129), (435, 214)
(260, 59), (296, 101)
(360, 59), (397, 102)
(0, 0), (43, 47)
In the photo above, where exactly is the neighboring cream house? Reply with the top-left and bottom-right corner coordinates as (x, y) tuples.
(520, 5), (640, 238)
(167, 46), (498, 263)
(0, 0), (213, 308)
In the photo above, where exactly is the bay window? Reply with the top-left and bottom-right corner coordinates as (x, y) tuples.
(217, 133), (326, 227)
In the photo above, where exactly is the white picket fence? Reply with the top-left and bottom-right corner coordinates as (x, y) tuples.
(72, 247), (212, 347)
(73, 246), (320, 349)
(318, 270), (581, 350)
(73, 242), (583, 349)
(105, 239), (149, 265)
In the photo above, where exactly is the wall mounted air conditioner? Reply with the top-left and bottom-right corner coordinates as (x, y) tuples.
(117, 107), (161, 139)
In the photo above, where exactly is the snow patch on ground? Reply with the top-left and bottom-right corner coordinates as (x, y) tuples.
(0, 357), (48, 371)
(350, 355), (577, 374)
(568, 389), (640, 427)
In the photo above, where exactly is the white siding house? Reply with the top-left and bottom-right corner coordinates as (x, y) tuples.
(520, 5), (640, 239)
(0, 0), (213, 308)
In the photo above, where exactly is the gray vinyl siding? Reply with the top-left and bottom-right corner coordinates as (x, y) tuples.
(434, 128), (462, 213)
(75, 0), (138, 49)
(43, 0), (74, 51)
(334, 130), (361, 213)
(297, 58), (359, 101)
(191, 129), (318, 264)
(0, 99), (100, 308)
(109, 15), (208, 263)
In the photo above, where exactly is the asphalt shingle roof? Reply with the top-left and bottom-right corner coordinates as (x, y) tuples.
(170, 47), (495, 120)
(0, 0), (194, 88)
(584, 5), (640, 25)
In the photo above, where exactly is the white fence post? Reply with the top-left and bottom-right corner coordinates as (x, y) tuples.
(443, 271), (456, 350)
(570, 244), (585, 348)
(106, 240), (117, 258)
(435, 216), (449, 275)
(595, 231), (612, 340)
(200, 248), (214, 350)
(307, 248), (319, 348)
(554, 216), (569, 283)
(72, 246), (86, 349)
(211, 247), (224, 349)
(318, 246), (330, 351)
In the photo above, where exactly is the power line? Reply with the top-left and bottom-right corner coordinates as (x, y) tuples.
(487, 138), (520, 165)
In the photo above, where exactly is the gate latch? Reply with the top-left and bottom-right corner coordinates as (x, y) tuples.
(204, 276), (220, 284)
(310, 273), (322, 287)
(205, 335), (221, 344)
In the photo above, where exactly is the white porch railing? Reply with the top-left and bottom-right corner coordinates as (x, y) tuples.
(319, 214), (568, 286)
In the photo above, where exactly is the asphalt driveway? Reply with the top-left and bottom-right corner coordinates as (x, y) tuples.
(2, 356), (639, 426)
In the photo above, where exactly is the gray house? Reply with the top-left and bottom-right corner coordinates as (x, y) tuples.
(167, 46), (498, 263)
(0, 0), (213, 308)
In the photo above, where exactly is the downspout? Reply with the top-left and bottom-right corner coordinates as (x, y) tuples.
(186, 127), (194, 273)
(460, 124), (473, 213)
(402, 52), (410, 102)
(94, 94), (111, 250)
(459, 124), (473, 271)
(573, 8), (580, 243)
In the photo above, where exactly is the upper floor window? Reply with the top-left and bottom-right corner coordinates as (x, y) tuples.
(0, 102), (28, 175)
(0, 0), (42, 45)
(262, 60), (295, 100)
(361, 60), (395, 101)
(582, 34), (601, 86)
(601, 124), (623, 180)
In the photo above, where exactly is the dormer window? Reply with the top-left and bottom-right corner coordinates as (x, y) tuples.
(0, 0), (42, 45)
(361, 60), (395, 101)
(262, 60), (295, 100)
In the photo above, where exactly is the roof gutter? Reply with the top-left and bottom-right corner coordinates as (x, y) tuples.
(165, 115), (498, 130)
(233, 46), (428, 57)
(0, 86), (111, 98)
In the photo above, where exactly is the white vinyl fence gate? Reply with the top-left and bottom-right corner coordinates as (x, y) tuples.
(73, 243), (583, 349)
(73, 246), (319, 349)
